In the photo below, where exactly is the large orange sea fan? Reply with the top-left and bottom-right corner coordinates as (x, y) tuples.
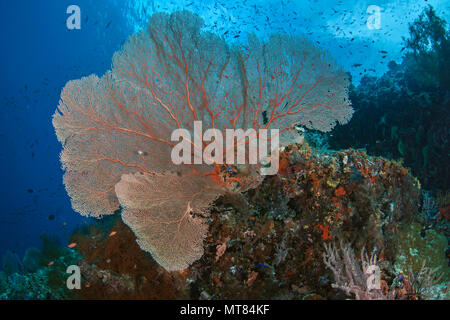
(53, 11), (352, 270)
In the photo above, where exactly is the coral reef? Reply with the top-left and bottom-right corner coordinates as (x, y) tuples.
(68, 216), (191, 299)
(323, 241), (389, 300)
(330, 6), (449, 193)
(54, 140), (447, 299)
(0, 236), (82, 300)
(323, 240), (444, 300)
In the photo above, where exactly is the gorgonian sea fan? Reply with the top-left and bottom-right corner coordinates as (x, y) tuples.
(53, 11), (352, 271)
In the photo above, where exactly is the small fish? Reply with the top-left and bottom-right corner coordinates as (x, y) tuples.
(109, 231), (117, 237)
(68, 242), (77, 248)
(136, 150), (148, 156)
(48, 261), (54, 266)
(48, 214), (55, 221)
(262, 111), (268, 125)
(258, 263), (274, 269)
